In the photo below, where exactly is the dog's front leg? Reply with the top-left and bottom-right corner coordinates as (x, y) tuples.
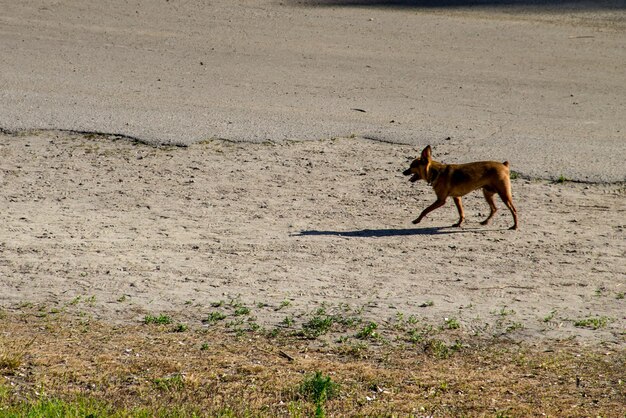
(452, 197), (465, 227)
(413, 198), (446, 225)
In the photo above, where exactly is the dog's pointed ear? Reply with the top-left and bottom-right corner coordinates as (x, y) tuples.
(421, 145), (432, 161)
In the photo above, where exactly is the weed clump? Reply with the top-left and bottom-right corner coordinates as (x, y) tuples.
(144, 314), (172, 325)
(355, 322), (379, 340)
(298, 371), (339, 418)
(574, 316), (610, 330)
(300, 308), (335, 339)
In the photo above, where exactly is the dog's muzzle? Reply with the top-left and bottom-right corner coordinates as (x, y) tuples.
(403, 169), (419, 182)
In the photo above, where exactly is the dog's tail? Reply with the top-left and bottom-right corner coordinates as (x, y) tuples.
(503, 161), (510, 168)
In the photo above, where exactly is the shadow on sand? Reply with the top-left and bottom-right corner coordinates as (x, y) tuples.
(294, 226), (483, 237)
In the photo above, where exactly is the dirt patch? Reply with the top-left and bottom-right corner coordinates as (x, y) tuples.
(1, 130), (624, 346)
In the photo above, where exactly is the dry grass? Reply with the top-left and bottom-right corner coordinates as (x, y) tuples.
(0, 309), (624, 417)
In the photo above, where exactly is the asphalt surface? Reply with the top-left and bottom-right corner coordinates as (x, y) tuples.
(1, 0), (624, 181)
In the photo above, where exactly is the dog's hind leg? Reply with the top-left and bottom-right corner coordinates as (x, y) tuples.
(498, 189), (518, 230)
(452, 197), (465, 227)
(480, 188), (498, 225)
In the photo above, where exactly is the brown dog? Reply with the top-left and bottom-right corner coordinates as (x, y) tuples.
(403, 145), (518, 230)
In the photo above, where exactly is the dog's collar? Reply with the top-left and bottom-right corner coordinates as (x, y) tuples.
(427, 168), (441, 186)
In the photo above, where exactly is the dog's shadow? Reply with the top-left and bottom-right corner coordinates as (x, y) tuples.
(294, 226), (478, 238)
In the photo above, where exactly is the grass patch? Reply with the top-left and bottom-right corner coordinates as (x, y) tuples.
(495, 306), (516, 316)
(153, 373), (185, 392)
(355, 322), (379, 340)
(543, 309), (557, 322)
(298, 371), (339, 418)
(0, 350), (23, 373)
(233, 306), (250, 316)
(205, 311), (227, 323)
(277, 300), (291, 310)
(0, 311), (624, 416)
(0, 396), (114, 417)
(574, 316), (610, 330)
(424, 339), (461, 359)
(281, 315), (295, 327)
(0, 337), (36, 374)
(144, 314), (172, 325)
(444, 317), (460, 330)
(299, 308), (335, 339)
(173, 323), (188, 333)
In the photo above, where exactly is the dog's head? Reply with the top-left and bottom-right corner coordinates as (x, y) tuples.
(403, 145), (432, 183)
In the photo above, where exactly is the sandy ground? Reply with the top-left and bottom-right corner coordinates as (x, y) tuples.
(1, 0), (625, 181)
(0, 1), (624, 349)
(1, 130), (624, 346)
